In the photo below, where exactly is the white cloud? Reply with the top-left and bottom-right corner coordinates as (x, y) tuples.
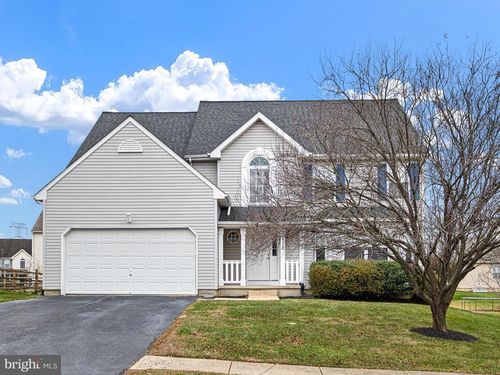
(6, 148), (28, 159)
(10, 188), (31, 200)
(0, 187), (31, 205)
(0, 174), (12, 188)
(0, 51), (284, 143)
(0, 197), (17, 205)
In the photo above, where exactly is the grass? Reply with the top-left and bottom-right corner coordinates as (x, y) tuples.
(0, 290), (37, 303)
(452, 291), (500, 314)
(453, 291), (498, 300)
(149, 299), (500, 374)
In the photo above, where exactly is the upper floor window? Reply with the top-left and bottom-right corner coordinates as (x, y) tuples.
(20, 258), (26, 269)
(249, 156), (270, 204)
(335, 164), (346, 202)
(377, 164), (388, 199)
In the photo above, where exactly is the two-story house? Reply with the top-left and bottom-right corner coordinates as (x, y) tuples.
(34, 100), (399, 297)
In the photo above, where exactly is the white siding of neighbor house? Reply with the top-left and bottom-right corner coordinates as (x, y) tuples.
(11, 250), (32, 270)
(457, 263), (500, 292)
(32, 232), (44, 272)
(192, 161), (218, 185)
(43, 122), (218, 291)
(218, 121), (284, 205)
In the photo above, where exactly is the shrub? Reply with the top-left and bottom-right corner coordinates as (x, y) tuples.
(309, 260), (413, 299)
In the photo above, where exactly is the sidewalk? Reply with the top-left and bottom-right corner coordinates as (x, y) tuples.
(130, 355), (474, 375)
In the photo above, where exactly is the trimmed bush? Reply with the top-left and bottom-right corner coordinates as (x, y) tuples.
(309, 260), (413, 299)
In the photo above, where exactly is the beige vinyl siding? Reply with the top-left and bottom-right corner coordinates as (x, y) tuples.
(192, 161), (218, 185)
(218, 121), (283, 205)
(43, 122), (217, 290)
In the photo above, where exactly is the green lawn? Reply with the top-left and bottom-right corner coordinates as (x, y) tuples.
(453, 291), (498, 300)
(452, 291), (500, 314)
(0, 290), (38, 303)
(149, 299), (500, 374)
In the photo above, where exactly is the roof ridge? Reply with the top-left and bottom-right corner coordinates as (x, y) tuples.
(199, 99), (399, 103)
(101, 111), (198, 114)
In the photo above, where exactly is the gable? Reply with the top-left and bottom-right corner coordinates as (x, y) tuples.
(209, 112), (308, 158)
(11, 249), (31, 261)
(35, 117), (226, 200)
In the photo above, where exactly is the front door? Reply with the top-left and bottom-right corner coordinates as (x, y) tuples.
(247, 240), (280, 284)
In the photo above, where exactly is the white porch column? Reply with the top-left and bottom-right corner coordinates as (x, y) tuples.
(218, 228), (224, 286)
(279, 235), (286, 285)
(240, 228), (246, 286)
(299, 232), (305, 284)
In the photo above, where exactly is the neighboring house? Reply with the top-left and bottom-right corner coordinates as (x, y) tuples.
(31, 212), (44, 272)
(458, 251), (500, 292)
(0, 239), (32, 270)
(34, 100), (403, 297)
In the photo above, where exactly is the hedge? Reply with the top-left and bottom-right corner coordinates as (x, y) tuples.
(309, 260), (413, 299)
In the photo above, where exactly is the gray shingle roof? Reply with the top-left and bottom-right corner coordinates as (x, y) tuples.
(68, 112), (197, 166)
(0, 239), (32, 258)
(32, 212), (43, 233)
(66, 100), (411, 167)
(186, 100), (410, 155)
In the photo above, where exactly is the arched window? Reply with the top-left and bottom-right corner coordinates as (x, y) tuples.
(20, 258), (26, 269)
(249, 156), (270, 204)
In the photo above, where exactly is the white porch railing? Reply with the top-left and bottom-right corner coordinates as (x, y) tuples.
(285, 260), (301, 283)
(222, 260), (241, 284)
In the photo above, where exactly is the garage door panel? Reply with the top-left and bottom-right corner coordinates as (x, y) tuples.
(64, 228), (196, 295)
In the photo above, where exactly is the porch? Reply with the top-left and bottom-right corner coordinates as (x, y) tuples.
(217, 228), (304, 287)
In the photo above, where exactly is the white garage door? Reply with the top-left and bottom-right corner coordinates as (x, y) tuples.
(64, 228), (196, 295)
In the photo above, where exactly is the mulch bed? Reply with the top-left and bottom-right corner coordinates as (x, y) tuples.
(410, 327), (478, 342)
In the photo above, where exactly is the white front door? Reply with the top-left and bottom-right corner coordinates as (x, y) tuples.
(246, 240), (280, 284)
(64, 228), (196, 295)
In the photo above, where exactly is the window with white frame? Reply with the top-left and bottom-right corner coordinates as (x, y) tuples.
(20, 258), (26, 269)
(249, 156), (270, 204)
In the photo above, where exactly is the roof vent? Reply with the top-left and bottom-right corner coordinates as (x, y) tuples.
(118, 139), (143, 153)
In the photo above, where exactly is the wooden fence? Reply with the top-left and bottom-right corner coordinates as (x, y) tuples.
(0, 268), (43, 293)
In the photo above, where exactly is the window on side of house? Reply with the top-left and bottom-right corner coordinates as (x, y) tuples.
(315, 248), (326, 261)
(408, 162), (420, 200)
(344, 247), (364, 259)
(20, 258), (26, 269)
(367, 247), (388, 260)
(249, 156), (270, 204)
(272, 240), (278, 257)
(377, 163), (388, 199)
(492, 266), (500, 280)
(335, 164), (346, 202)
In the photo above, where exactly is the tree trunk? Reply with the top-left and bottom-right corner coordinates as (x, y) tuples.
(430, 301), (449, 332)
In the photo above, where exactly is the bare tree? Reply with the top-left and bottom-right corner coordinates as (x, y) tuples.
(256, 43), (499, 332)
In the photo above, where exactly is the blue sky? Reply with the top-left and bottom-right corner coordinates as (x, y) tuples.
(0, 0), (498, 237)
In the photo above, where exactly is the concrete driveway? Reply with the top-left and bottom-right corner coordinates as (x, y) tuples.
(0, 295), (194, 375)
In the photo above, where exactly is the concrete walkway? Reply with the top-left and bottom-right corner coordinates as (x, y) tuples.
(130, 355), (475, 375)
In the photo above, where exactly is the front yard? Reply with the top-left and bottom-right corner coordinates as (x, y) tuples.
(0, 290), (37, 303)
(148, 299), (499, 374)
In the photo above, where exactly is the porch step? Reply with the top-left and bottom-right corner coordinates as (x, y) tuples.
(247, 289), (279, 301)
